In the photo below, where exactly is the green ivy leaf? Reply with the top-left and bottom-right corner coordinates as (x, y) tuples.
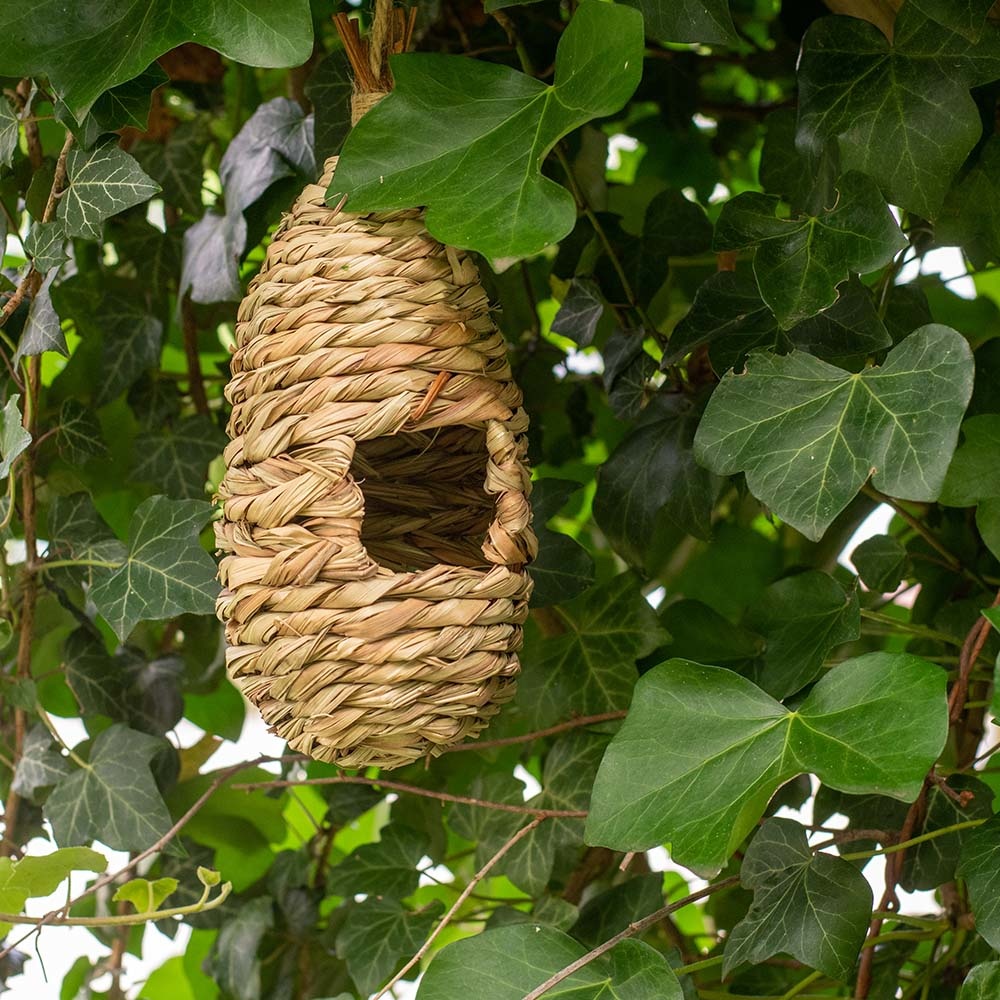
(326, 824), (428, 900)
(332, 2), (644, 260)
(306, 50), (354, 164)
(517, 573), (669, 728)
(594, 395), (718, 568)
(551, 278), (605, 347)
(570, 874), (664, 948)
(529, 479), (594, 607)
(47, 492), (128, 588)
(335, 899), (442, 995)
(622, 0), (738, 46)
(23, 221), (68, 273)
(11, 725), (72, 803)
(713, 173), (906, 328)
(113, 876), (179, 913)
(901, 775), (994, 890)
(851, 534), (908, 592)
(89, 495), (219, 641)
(1, 0), (314, 120)
(0, 846), (107, 935)
(744, 570), (860, 699)
(724, 818), (872, 982)
(132, 415), (226, 499)
(907, 0), (994, 42)
(64, 628), (123, 718)
(58, 140), (160, 241)
(961, 963), (1000, 998)
(0, 395), (31, 479)
(693, 325), (974, 541)
(958, 816), (1000, 949)
(60, 66), (169, 147)
(940, 414), (1000, 505)
(56, 399), (107, 465)
(207, 896), (273, 1000)
(0, 96), (17, 168)
(15, 271), (67, 364)
(44, 723), (173, 852)
(586, 653), (948, 874)
(938, 136), (1000, 265)
(417, 925), (682, 1000)
(797, 8), (1000, 217)
(668, 272), (891, 373)
(133, 120), (210, 216)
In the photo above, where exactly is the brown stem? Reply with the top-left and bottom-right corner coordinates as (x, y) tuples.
(522, 877), (740, 1000)
(854, 778), (930, 998)
(181, 293), (210, 417)
(948, 588), (1000, 728)
(375, 818), (546, 998)
(232, 772), (587, 818)
(445, 710), (627, 753)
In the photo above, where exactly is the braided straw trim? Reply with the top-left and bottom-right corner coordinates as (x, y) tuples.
(216, 156), (536, 769)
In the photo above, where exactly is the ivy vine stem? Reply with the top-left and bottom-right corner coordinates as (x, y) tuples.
(520, 877), (740, 1000)
(374, 817), (547, 999)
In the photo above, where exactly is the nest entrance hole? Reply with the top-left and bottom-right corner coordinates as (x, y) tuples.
(351, 426), (494, 573)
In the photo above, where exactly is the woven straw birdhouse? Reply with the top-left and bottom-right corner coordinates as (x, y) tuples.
(214, 10), (536, 769)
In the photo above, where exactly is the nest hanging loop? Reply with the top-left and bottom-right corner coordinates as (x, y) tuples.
(215, 3), (536, 769)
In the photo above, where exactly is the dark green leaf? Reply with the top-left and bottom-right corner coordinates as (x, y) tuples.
(694, 325), (974, 540)
(0, 395), (31, 478)
(517, 573), (668, 728)
(133, 120), (210, 216)
(938, 136), (1000, 265)
(570, 874), (663, 948)
(959, 816), (1000, 950)
(586, 653), (948, 873)
(901, 775), (993, 890)
(58, 140), (160, 241)
(56, 399), (106, 465)
(852, 534), (907, 592)
(64, 628), (122, 719)
(529, 480), (594, 606)
(724, 818), (872, 982)
(71, 66), (168, 143)
(306, 50), (353, 164)
(326, 824), (428, 900)
(15, 271), (66, 364)
(332, 2), (644, 260)
(594, 395), (717, 567)
(797, 8), (1000, 217)
(713, 173), (906, 328)
(744, 570), (860, 699)
(551, 278), (605, 347)
(0, 96), (17, 167)
(908, 0), (994, 42)
(132, 415), (226, 499)
(336, 899), (441, 995)
(207, 895), (273, 1000)
(623, 0), (739, 46)
(89, 495), (219, 641)
(45, 723), (173, 852)
(961, 963), (1000, 998)
(940, 414), (1000, 505)
(23, 221), (68, 273)
(417, 924), (683, 1000)
(1, 0), (314, 120)
(11, 725), (72, 803)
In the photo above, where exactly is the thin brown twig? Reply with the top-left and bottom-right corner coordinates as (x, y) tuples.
(522, 877), (740, 1000)
(375, 818), (546, 998)
(854, 778), (930, 999)
(948, 588), (1000, 726)
(180, 293), (210, 417)
(443, 710), (626, 753)
(232, 772), (587, 818)
(0, 753), (274, 961)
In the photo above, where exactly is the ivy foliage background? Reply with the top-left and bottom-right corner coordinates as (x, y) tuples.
(3, 0), (1000, 997)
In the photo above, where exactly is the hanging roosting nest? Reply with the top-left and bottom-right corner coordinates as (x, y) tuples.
(214, 6), (536, 769)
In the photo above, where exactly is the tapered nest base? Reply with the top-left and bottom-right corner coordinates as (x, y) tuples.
(215, 157), (535, 769)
